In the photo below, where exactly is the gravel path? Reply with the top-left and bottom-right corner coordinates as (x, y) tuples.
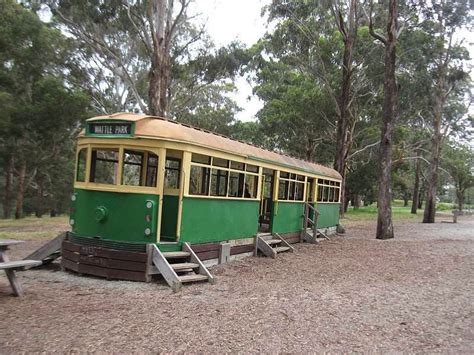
(1, 216), (473, 353)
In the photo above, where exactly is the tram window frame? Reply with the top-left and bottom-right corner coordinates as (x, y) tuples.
(229, 171), (245, 197)
(210, 168), (229, 196)
(122, 150), (144, 186)
(122, 149), (159, 188)
(188, 154), (260, 199)
(90, 148), (119, 185)
(316, 179), (341, 203)
(145, 154), (158, 187)
(164, 157), (181, 189)
(189, 165), (210, 195)
(278, 172), (306, 201)
(76, 148), (87, 182)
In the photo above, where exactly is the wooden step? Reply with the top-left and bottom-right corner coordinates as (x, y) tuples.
(179, 274), (209, 283)
(273, 246), (291, 253)
(267, 239), (282, 245)
(171, 262), (199, 271)
(162, 251), (190, 259)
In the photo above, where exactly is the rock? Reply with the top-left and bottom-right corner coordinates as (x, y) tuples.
(336, 224), (346, 234)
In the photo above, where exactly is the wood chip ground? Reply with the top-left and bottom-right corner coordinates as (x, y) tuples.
(0, 215), (473, 352)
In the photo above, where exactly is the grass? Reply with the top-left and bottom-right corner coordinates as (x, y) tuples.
(344, 205), (422, 221)
(0, 215), (69, 241)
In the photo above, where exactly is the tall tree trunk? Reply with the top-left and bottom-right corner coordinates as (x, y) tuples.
(35, 176), (44, 218)
(3, 154), (14, 219)
(456, 189), (464, 211)
(423, 81), (445, 223)
(418, 190), (424, 209)
(370, 0), (398, 240)
(333, 0), (357, 218)
(15, 160), (26, 219)
(403, 193), (409, 207)
(148, 54), (170, 116)
(411, 152), (421, 214)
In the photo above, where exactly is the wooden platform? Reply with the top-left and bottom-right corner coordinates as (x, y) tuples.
(61, 239), (149, 282)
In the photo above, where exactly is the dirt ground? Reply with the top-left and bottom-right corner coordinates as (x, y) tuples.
(0, 214), (473, 353)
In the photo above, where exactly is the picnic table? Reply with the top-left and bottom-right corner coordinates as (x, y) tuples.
(0, 239), (41, 297)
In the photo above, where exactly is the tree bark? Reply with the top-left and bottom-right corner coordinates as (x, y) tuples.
(148, 53), (171, 116)
(15, 160), (26, 219)
(333, 0), (357, 218)
(423, 79), (445, 223)
(35, 176), (44, 218)
(411, 152), (421, 214)
(456, 189), (464, 211)
(3, 154), (14, 219)
(371, 0), (398, 240)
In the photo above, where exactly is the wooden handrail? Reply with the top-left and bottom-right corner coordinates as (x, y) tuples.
(305, 202), (320, 215)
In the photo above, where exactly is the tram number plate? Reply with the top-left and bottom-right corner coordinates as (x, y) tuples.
(89, 123), (132, 135)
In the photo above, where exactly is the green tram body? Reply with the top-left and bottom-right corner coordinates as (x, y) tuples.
(70, 113), (342, 253)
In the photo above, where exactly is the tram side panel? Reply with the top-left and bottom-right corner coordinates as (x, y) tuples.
(270, 201), (305, 234)
(179, 197), (259, 244)
(316, 202), (341, 228)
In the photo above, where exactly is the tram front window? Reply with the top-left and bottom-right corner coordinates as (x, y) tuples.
(123, 151), (143, 186)
(90, 149), (119, 185)
(122, 150), (159, 187)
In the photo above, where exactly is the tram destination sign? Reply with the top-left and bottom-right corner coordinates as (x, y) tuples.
(88, 122), (133, 136)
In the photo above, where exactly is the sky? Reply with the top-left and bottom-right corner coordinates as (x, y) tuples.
(191, 0), (271, 122)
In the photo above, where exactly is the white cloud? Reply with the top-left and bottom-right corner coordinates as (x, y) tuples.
(192, 0), (271, 122)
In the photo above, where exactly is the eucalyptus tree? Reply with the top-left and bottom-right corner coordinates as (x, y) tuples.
(0, 0), (90, 218)
(262, 0), (371, 214)
(52, 0), (244, 122)
(443, 141), (474, 211)
(368, 0), (398, 239)
(414, 0), (473, 223)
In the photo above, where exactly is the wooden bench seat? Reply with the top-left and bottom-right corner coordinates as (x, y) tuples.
(0, 260), (42, 271)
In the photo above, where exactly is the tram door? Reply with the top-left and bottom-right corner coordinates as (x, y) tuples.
(258, 169), (274, 233)
(160, 151), (182, 241)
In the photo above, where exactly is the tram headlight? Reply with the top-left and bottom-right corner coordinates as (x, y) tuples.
(71, 194), (76, 202)
(69, 219), (75, 226)
(144, 228), (152, 236)
(146, 201), (153, 209)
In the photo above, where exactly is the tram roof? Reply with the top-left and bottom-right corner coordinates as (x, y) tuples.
(85, 112), (342, 180)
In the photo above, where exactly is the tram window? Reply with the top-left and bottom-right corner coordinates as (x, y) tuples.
(146, 154), (158, 187)
(244, 175), (258, 198)
(190, 166), (210, 195)
(264, 174), (273, 198)
(76, 148), (87, 182)
(212, 157), (229, 168)
(289, 181), (295, 200)
(280, 171), (289, 179)
(295, 182), (305, 201)
(325, 186), (330, 201)
(210, 169), (228, 196)
(317, 185), (323, 201)
(297, 175), (305, 182)
(122, 151), (143, 186)
(329, 187), (334, 201)
(165, 158), (181, 189)
(230, 161), (245, 171)
(90, 149), (119, 185)
(229, 171), (244, 197)
(246, 164), (259, 173)
(192, 153), (210, 165)
(278, 180), (289, 200)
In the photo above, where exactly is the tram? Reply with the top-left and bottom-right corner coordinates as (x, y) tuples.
(62, 112), (342, 284)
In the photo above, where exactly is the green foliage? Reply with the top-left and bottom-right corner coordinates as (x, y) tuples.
(0, 0), (92, 218)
